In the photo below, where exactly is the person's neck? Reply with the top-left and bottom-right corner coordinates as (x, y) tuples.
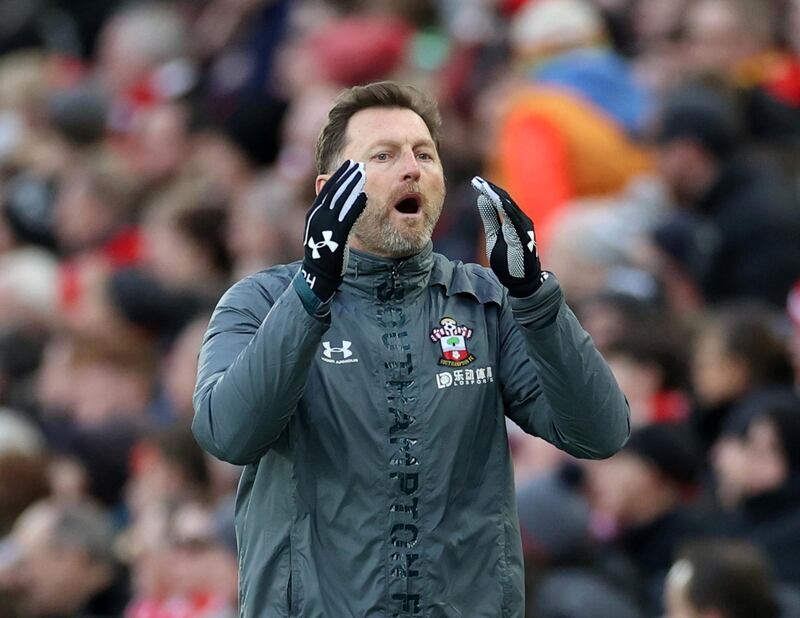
(348, 237), (420, 261)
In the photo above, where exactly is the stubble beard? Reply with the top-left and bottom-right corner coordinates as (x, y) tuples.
(351, 192), (444, 258)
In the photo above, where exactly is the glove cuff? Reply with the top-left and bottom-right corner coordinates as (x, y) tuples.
(299, 260), (340, 304)
(293, 270), (333, 319)
(506, 271), (545, 298)
(509, 272), (563, 329)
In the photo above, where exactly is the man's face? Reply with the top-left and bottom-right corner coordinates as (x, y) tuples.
(318, 106), (446, 258)
(656, 140), (714, 206)
(0, 510), (91, 617)
(684, 0), (766, 76)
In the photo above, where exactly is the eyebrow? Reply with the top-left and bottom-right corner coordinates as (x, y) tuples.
(369, 138), (436, 150)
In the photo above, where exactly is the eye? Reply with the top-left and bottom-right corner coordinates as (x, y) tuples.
(417, 152), (434, 161)
(373, 152), (391, 161)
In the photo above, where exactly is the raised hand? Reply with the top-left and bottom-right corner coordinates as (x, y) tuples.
(301, 160), (368, 302)
(471, 176), (544, 297)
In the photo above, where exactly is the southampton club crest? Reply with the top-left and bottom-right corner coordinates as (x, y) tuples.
(430, 317), (476, 367)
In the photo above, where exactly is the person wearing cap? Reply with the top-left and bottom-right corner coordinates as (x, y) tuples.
(192, 81), (630, 617)
(654, 83), (800, 307)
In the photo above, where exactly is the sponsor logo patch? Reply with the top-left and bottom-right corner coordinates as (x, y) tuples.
(435, 366), (494, 389)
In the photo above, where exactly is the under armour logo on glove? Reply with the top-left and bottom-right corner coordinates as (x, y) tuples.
(471, 176), (544, 297)
(307, 231), (339, 259)
(300, 160), (368, 302)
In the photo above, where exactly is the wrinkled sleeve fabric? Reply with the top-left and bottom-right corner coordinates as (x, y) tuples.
(499, 273), (630, 459)
(192, 273), (329, 465)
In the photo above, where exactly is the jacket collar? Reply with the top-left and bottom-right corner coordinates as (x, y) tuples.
(342, 242), (503, 306)
(344, 242), (434, 301)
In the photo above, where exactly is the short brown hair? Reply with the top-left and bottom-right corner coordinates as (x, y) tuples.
(315, 81), (442, 174)
(677, 540), (779, 618)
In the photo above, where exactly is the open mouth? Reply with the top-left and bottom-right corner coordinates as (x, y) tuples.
(393, 194), (421, 215)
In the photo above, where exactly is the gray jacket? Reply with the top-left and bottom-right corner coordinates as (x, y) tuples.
(192, 243), (630, 617)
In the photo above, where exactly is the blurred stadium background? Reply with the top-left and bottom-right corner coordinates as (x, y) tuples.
(0, 0), (799, 616)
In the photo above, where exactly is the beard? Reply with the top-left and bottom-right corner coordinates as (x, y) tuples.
(351, 186), (444, 258)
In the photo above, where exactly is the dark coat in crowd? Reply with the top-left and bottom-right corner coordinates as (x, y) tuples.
(698, 157), (800, 307)
(723, 477), (800, 589)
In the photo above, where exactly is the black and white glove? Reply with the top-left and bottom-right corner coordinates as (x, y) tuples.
(471, 176), (544, 297)
(301, 160), (368, 302)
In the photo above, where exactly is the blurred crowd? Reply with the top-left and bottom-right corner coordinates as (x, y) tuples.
(0, 0), (798, 616)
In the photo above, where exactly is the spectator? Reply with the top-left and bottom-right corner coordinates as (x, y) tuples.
(0, 411), (48, 536)
(489, 0), (653, 252)
(159, 316), (212, 422)
(711, 403), (800, 588)
(126, 425), (211, 519)
(142, 179), (231, 301)
(95, 3), (192, 132)
(124, 500), (237, 618)
(518, 465), (644, 618)
(226, 171), (304, 279)
(664, 540), (800, 618)
(683, 0), (800, 143)
(654, 83), (800, 306)
(604, 317), (691, 426)
(36, 336), (154, 505)
(0, 499), (130, 617)
(691, 302), (795, 448)
(1, 2), (800, 616)
(54, 154), (140, 257)
(124, 100), (193, 191)
(587, 422), (706, 614)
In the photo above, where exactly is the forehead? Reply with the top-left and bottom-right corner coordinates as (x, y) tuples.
(343, 107), (434, 152)
(688, 0), (740, 34)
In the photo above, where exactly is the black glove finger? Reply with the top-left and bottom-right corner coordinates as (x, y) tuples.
(489, 233), (511, 280)
(339, 192), (368, 231)
(502, 202), (537, 256)
(304, 161), (359, 244)
(318, 159), (356, 203)
(331, 163), (365, 218)
(321, 160), (360, 209)
(489, 188), (537, 260)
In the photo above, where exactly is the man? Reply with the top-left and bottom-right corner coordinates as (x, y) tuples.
(587, 423), (706, 615)
(655, 84), (800, 307)
(192, 81), (630, 617)
(490, 0), (653, 254)
(0, 499), (129, 617)
(711, 403), (800, 589)
(683, 0), (800, 142)
(664, 541), (790, 618)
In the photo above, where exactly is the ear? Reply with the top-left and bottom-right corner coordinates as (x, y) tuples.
(315, 174), (331, 196)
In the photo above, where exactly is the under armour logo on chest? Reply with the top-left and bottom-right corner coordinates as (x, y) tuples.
(307, 231), (339, 259)
(322, 340), (352, 359)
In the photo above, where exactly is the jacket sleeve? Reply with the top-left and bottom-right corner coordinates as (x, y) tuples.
(498, 273), (630, 459)
(192, 275), (329, 465)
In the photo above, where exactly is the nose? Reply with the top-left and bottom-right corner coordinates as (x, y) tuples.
(400, 149), (421, 182)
